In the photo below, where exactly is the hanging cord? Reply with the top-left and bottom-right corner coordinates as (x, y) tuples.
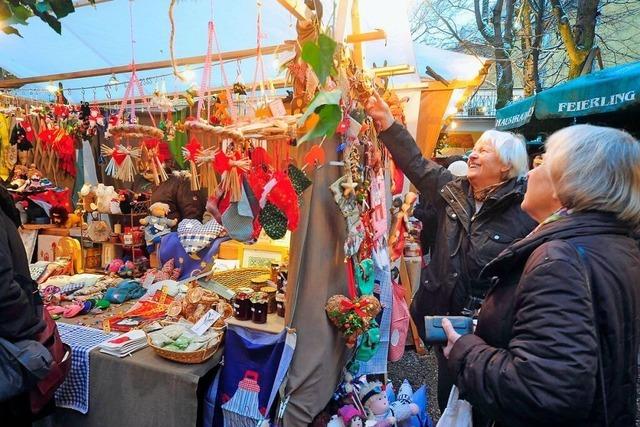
(250, 0), (268, 104)
(168, 0), (185, 81)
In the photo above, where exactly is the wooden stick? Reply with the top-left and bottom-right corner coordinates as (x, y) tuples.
(399, 256), (426, 355)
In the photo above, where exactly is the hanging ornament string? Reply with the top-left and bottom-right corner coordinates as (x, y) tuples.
(250, 0), (268, 105)
(117, 0), (156, 128)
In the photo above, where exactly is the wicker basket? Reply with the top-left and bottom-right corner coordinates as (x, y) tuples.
(211, 268), (271, 292)
(147, 333), (222, 364)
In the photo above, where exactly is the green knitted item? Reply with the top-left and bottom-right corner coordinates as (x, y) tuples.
(288, 164), (312, 195)
(259, 202), (288, 240)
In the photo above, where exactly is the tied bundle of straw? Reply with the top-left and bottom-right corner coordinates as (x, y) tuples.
(195, 147), (219, 195)
(182, 137), (203, 191)
(101, 144), (141, 182)
(142, 138), (169, 186)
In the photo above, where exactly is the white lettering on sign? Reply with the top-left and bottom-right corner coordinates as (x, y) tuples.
(557, 90), (636, 113)
(495, 106), (535, 128)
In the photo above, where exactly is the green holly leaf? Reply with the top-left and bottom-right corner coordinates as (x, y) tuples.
(298, 104), (341, 145)
(9, 5), (33, 25)
(297, 89), (342, 127)
(301, 34), (337, 86)
(48, 0), (75, 19)
(2, 25), (22, 37)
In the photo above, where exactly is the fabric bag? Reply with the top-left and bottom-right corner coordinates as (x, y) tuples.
(436, 385), (472, 427)
(222, 178), (259, 242)
(388, 278), (410, 362)
(30, 307), (72, 414)
(0, 336), (52, 401)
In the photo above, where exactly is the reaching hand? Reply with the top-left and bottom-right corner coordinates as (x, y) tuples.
(365, 90), (395, 132)
(442, 318), (462, 359)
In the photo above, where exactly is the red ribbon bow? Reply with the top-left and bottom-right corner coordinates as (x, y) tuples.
(339, 299), (367, 318)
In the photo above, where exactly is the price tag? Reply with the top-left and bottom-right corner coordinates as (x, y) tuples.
(191, 309), (222, 336)
(102, 319), (111, 334)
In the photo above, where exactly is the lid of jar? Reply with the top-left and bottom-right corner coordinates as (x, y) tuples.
(251, 274), (271, 284)
(260, 286), (277, 294)
(250, 291), (268, 304)
(235, 287), (254, 299)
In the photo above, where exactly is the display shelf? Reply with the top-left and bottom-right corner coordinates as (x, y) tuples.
(21, 223), (56, 230)
(226, 313), (285, 334)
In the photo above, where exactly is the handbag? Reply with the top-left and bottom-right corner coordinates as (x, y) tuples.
(436, 385), (472, 427)
(29, 306), (72, 414)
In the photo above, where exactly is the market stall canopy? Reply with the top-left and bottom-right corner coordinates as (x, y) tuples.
(496, 61), (640, 131)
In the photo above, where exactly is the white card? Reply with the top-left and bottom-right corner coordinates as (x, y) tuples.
(191, 309), (222, 336)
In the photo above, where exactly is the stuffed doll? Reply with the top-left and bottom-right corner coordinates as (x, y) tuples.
(65, 207), (83, 228)
(388, 192), (417, 262)
(358, 380), (418, 426)
(49, 205), (69, 226)
(95, 184), (119, 214)
(140, 202), (177, 251)
(338, 405), (365, 427)
(79, 184), (97, 212)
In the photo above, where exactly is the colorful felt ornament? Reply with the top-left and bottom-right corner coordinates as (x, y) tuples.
(101, 144), (141, 182)
(182, 137), (203, 191)
(302, 144), (325, 169)
(325, 294), (381, 348)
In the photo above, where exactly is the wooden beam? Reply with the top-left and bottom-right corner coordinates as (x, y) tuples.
(91, 78), (289, 106)
(275, 0), (312, 21)
(346, 29), (386, 44)
(351, 0), (363, 68)
(334, 0), (354, 42)
(0, 44), (293, 89)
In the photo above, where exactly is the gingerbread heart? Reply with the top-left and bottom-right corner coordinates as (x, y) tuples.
(325, 294), (382, 347)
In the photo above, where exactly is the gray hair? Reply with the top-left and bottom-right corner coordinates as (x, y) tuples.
(545, 124), (640, 227)
(477, 129), (529, 178)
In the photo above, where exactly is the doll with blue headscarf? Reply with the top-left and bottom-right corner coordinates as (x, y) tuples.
(140, 202), (177, 251)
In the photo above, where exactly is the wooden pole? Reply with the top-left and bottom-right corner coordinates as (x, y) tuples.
(351, 0), (363, 68)
(399, 256), (426, 355)
(0, 44), (294, 89)
(275, 0), (312, 21)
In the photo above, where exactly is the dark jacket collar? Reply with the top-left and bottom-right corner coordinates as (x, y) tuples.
(482, 211), (635, 278)
(441, 177), (527, 226)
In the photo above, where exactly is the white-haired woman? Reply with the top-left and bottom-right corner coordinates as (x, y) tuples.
(442, 124), (640, 426)
(366, 93), (537, 409)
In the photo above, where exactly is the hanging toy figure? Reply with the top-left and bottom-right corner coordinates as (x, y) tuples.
(140, 202), (177, 252)
(142, 138), (169, 185)
(101, 144), (141, 182)
(388, 192), (417, 261)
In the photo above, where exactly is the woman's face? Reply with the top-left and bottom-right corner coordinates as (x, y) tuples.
(467, 140), (510, 190)
(521, 159), (562, 222)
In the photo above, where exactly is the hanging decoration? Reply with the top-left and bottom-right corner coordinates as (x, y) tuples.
(182, 137), (203, 191)
(101, 144), (141, 182)
(141, 138), (169, 185)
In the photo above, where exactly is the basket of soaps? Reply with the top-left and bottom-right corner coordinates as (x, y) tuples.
(147, 323), (222, 364)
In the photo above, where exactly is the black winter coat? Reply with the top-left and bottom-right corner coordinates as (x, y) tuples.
(0, 186), (43, 341)
(379, 123), (537, 338)
(448, 212), (640, 427)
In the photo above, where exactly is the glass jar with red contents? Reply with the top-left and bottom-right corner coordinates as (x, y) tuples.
(260, 286), (277, 314)
(233, 288), (254, 321)
(250, 292), (269, 324)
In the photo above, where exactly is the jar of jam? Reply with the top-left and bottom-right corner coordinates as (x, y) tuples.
(270, 262), (280, 283)
(260, 286), (277, 314)
(251, 292), (269, 324)
(276, 292), (286, 318)
(233, 288), (254, 321)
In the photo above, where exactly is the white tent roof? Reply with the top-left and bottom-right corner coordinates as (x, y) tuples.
(0, 0), (485, 104)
